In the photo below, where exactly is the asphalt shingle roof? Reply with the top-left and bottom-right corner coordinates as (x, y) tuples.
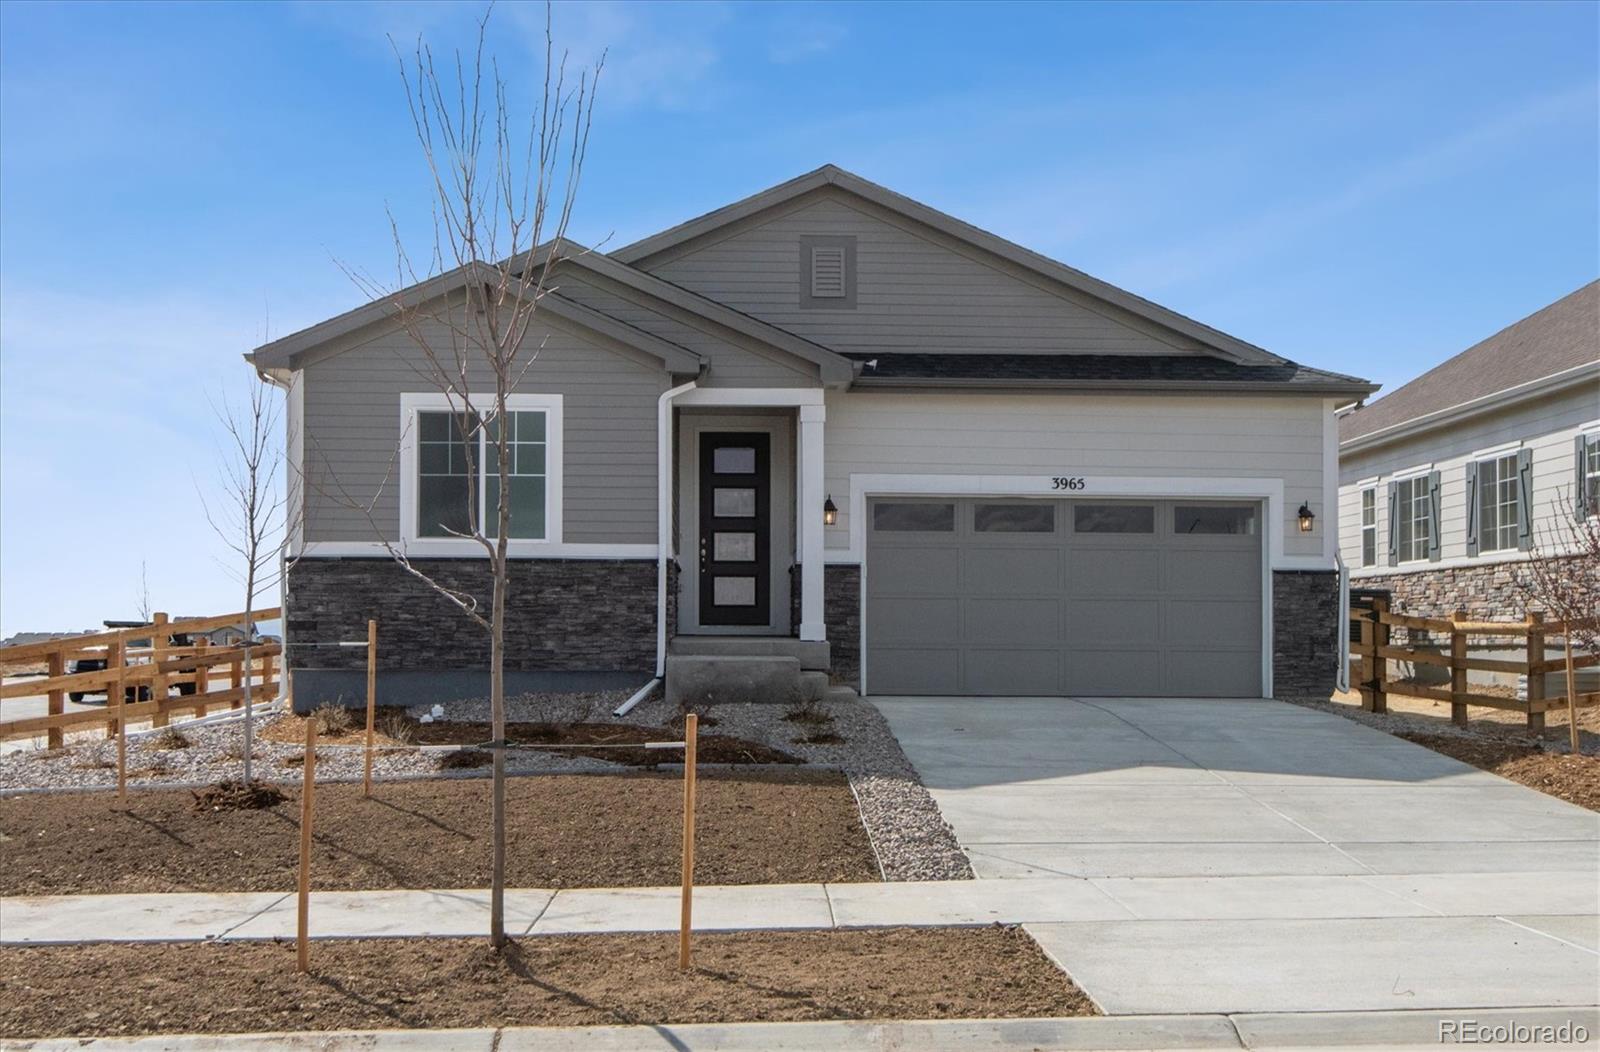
(844, 352), (1371, 389)
(1339, 281), (1599, 444)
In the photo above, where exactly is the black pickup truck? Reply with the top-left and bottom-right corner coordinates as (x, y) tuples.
(67, 621), (202, 704)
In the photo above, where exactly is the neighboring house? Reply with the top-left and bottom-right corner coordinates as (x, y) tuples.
(248, 165), (1375, 704)
(1337, 281), (1599, 617)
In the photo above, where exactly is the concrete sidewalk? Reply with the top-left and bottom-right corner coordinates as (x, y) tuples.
(6, 1007), (1597, 1051)
(6, 873), (1598, 944)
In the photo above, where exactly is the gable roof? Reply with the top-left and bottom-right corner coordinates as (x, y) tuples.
(246, 246), (854, 384)
(612, 164), (1289, 368)
(1339, 281), (1600, 448)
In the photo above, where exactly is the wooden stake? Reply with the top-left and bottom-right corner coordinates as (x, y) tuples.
(1565, 633), (1580, 755)
(363, 620), (377, 798)
(679, 711), (698, 972)
(114, 664), (127, 801)
(297, 716), (317, 973)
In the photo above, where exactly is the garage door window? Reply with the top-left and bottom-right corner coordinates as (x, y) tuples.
(975, 503), (1055, 532)
(1074, 504), (1155, 534)
(1175, 505), (1257, 535)
(873, 502), (955, 532)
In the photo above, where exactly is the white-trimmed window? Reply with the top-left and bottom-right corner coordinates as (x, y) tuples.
(1583, 431), (1600, 518)
(1360, 487), (1376, 567)
(400, 392), (563, 550)
(1393, 475), (1432, 563)
(1475, 452), (1520, 553)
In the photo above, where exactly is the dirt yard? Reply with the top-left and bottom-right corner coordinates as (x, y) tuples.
(1398, 733), (1599, 811)
(0, 770), (879, 895)
(0, 928), (1091, 1038)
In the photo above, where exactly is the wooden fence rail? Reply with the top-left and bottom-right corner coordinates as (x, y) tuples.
(0, 609), (281, 746)
(1351, 595), (1598, 733)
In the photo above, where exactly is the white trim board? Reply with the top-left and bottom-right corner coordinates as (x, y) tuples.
(295, 542), (656, 560)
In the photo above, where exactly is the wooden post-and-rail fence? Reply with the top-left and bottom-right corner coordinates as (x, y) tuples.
(1350, 594), (1598, 745)
(0, 609), (283, 748)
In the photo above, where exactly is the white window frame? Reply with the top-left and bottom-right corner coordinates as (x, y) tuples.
(1359, 485), (1377, 568)
(1393, 471), (1432, 564)
(398, 392), (564, 556)
(1475, 449), (1521, 555)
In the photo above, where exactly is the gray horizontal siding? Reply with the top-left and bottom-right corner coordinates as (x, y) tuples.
(1338, 385), (1600, 569)
(301, 315), (667, 546)
(647, 196), (1202, 357)
(553, 272), (816, 388)
(823, 391), (1328, 560)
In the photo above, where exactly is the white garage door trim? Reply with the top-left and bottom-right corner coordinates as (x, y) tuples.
(836, 474), (1286, 697)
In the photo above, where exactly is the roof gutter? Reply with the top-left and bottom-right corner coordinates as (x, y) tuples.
(656, 376), (701, 677)
(1341, 360), (1600, 455)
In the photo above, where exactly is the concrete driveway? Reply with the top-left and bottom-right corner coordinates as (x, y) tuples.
(874, 696), (1600, 1016)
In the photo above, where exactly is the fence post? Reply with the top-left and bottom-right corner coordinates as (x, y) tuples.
(363, 620), (377, 799)
(193, 639), (211, 719)
(105, 638), (125, 739)
(297, 716), (317, 973)
(114, 661), (127, 800)
(1356, 601), (1376, 710)
(148, 612), (170, 728)
(679, 711), (698, 972)
(1370, 596), (1390, 714)
(45, 647), (65, 751)
(1450, 610), (1469, 728)
(230, 654), (243, 710)
(1526, 612), (1546, 734)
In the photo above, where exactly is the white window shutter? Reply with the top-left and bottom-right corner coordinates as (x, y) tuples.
(810, 246), (847, 298)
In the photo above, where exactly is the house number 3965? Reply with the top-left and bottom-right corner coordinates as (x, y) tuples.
(1051, 476), (1086, 490)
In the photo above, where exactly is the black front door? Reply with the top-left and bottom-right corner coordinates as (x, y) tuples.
(698, 432), (770, 627)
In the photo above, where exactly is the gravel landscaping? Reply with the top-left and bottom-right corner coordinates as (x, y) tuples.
(0, 927), (1093, 1038)
(0, 688), (973, 883)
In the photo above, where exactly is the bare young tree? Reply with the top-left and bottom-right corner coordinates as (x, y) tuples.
(202, 379), (291, 783)
(333, 7), (601, 949)
(135, 560), (152, 623)
(1517, 492), (1599, 751)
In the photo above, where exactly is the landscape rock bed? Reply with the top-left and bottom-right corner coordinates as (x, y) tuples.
(0, 688), (974, 882)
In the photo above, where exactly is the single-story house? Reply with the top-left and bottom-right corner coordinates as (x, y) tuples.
(1337, 281), (1599, 617)
(248, 165), (1376, 705)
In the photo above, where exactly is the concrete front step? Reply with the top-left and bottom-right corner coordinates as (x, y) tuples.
(665, 654), (805, 707)
(668, 635), (830, 671)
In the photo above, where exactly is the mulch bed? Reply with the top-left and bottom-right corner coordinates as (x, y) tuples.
(0, 928), (1093, 1038)
(1400, 733), (1599, 811)
(410, 719), (801, 767)
(0, 770), (878, 895)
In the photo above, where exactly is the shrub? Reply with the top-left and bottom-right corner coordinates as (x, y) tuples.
(782, 696), (833, 727)
(151, 727), (192, 750)
(378, 711), (416, 745)
(311, 703), (353, 737)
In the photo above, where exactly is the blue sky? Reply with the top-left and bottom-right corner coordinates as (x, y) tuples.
(1, 0), (1596, 634)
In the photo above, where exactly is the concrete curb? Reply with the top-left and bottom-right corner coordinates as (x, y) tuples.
(5, 1007), (1596, 1051)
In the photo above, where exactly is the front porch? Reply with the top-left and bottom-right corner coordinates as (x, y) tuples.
(661, 387), (831, 703)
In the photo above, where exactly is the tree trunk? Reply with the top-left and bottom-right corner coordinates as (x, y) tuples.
(489, 546), (508, 948)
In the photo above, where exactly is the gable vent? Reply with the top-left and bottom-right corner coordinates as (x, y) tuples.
(810, 246), (847, 298)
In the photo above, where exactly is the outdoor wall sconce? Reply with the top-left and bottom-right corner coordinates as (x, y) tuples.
(823, 496), (838, 526)
(1297, 503), (1316, 532)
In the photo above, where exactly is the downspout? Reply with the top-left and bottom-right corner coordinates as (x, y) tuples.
(656, 377), (700, 678)
(1336, 551), (1351, 693)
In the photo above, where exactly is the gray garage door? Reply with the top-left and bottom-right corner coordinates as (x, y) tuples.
(865, 498), (1262, 697)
